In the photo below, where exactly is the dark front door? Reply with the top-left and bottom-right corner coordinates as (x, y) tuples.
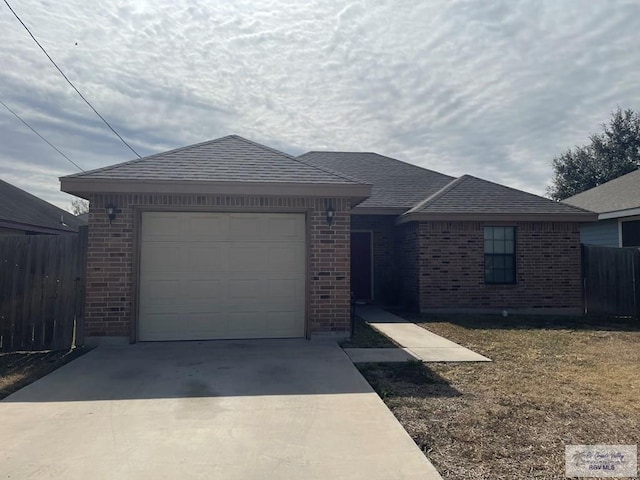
(351, 231), (372, 301)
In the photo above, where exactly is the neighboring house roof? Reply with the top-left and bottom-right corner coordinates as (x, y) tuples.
(0, 179), (86, 234)
(61, 135), (371, 202)
(563, 169), (640, 218)
(399, 175), (595, 222)
(298, 151), (454, 212)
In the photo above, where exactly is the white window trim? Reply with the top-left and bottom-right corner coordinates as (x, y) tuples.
(618, 214), (640, 247)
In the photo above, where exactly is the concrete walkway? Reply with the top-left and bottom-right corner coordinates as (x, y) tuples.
(344, 306), (491, 363)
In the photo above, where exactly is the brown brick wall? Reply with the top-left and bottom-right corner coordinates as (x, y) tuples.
(351, 215), (398, 303)
(85, 194), (351, 340)
(416, 221), (583, 311)
(395, 222), (420, 310)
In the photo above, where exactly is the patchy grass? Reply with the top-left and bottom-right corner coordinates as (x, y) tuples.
(339, 315), (397, 348)
(0, 348), (88, 400)
(357, 313), (640, 480)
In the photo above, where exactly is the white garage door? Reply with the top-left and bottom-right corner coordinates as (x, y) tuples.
(138, 212), (306, 341)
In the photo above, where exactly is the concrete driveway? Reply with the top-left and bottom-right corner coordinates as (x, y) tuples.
(0, 340), (441, 479)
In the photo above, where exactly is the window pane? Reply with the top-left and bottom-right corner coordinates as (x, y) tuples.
(485, 269), (494, 283)
(484, 227), (516, 284)
(504, 255), (514, 269)
(505, 241), (514, 254)
(622, 220), (640, 247)
(504, 268), (515, 284)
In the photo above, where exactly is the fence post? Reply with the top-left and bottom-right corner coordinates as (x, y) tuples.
(74, 226), (88, 347)
(635, 249), (640, 321)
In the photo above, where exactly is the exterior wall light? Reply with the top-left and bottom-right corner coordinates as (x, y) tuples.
(326, 206), (335, 225)
(106, 204), (117, 223)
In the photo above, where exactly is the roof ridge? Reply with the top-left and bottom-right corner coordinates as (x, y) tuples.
(296, 156), (368, 184)
(404, 175), (469, 214)
(226, 136), (365, 184)
(66, 135), (364, 185)
(64, 135), (241, 179)
(299, 151), (454, 179)
(462, 174), (595, 213)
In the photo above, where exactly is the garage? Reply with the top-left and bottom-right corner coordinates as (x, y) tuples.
(138, 211), (306, 341)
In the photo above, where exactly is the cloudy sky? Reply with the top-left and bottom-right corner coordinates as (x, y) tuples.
(1, 0), (639, 210)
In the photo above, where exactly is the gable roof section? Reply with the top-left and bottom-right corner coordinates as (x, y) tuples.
(298, 151), (454, 212)
(399, 175), (596, 223)
(61, 135), (371, 201)
(563, 168), (640, 217)
(0, 179), (85, 233)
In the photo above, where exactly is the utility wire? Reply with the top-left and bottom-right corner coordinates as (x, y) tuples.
(3, 0), (142, 159)
(0, 99), (84, 171)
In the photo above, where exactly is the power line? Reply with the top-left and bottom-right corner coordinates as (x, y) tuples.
(0, 99), (84, 171)
(3, 0), (142, 159)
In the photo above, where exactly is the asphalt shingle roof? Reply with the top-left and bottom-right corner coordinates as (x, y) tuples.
(298, 152), (454, 209)
(0, 179), (85, 232)
(405, 175), (592, 215)
(563, 168), (640, 214)
(67, 135), (362, 185)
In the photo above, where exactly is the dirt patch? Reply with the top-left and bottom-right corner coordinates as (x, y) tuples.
(357, 314), (640, 480)
(339, 315), (397, 348)
(0, 348), (88, 400)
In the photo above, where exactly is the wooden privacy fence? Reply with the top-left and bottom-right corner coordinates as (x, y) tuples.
(582, 244), (640, 319)
(0, 227), (87, 351)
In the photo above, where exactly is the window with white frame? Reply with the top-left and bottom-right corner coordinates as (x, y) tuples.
(621, 219), (640, 247)
(484, 226), (516, 284)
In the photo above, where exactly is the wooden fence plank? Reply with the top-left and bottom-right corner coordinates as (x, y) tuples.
(74, 226), (88, 346)
(583, 245), (640, 319)
(0, 233), (84, 352)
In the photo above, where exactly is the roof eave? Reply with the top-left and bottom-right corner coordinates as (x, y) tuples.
(598, 206), (640, 220)
(351, 207), (407, 216)
(396, 212), (599, 224)
(60, 177), (372, 203)
(0, 219), (78, 234)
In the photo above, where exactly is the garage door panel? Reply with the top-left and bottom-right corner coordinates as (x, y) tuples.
(139, 313), (181, 341)
(266, 278), (303, 300)
(267, 215), (305, 240)
(267, 245), (304, 272)
(187, 246), (223, 271)
(141, 245), (185, 272)
(227, 245), (265, 272)
(186, 279), (222, 300)
(188, 214), (227, 239)
(228, 215), (261, 240)
(144, 279), (180, 303)
(142, 213), (187, 240)
(227, 279), (263, 299)
(263, 311), (304, 336)
(139, 212), (306, 341)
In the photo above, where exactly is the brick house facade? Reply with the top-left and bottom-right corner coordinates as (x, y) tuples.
(84, 193), (353, 341)
(62, 136), (595, 345)
(353, 218), (583, 313)
(414, 220), (582, 312)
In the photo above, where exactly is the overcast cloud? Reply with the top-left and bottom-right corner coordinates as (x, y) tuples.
(1, 0), (639, 209)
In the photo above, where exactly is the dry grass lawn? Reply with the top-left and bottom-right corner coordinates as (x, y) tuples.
(356, 314), (640, 480)
(0, 348), (87, 400)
